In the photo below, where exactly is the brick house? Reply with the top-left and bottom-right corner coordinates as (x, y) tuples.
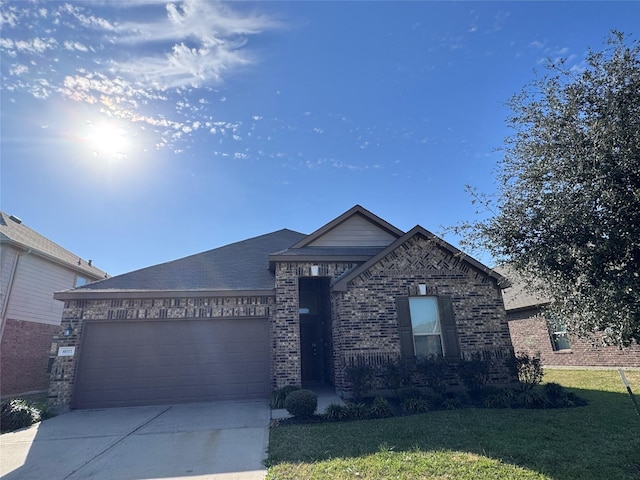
(497, 266), (640, 368)
(49, 205), (515, 412)
(0, 212), (107, 397)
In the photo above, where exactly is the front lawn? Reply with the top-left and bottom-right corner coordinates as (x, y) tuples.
(266, 369), (640, 480)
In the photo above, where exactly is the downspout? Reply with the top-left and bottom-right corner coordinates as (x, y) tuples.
(0, 248), (31, 339)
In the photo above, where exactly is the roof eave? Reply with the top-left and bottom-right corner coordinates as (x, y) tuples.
(54, 288), (276, 301)
(1, 236), (107, 280)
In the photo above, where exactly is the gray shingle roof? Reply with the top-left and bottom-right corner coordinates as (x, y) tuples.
(494, 265), (549, 311)
(0, 211), (107, 279)
(73, 229), (306, 293)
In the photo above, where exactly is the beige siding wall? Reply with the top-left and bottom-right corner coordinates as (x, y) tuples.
(308, 215), (397, 246)
(0, 245), (20, 319)
(5, 254), (75, 326)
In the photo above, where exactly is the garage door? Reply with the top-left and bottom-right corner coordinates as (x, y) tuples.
(73, 318), (270, 409)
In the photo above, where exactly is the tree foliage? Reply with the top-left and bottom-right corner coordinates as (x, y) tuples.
(455, 32), (640, 346)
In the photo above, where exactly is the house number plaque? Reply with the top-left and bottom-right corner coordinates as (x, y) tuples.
(58, 346), (76, 357)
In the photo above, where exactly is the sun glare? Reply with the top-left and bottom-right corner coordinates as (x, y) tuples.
(86, 122), (130, 159)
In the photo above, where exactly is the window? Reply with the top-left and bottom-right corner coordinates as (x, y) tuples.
(548, 317), (571, 351)
(74, 275), (89, 287)
(396, 296), (460, 361)
(409, 297), (443, 357)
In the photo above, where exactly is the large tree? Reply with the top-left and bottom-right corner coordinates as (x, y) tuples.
(457, 32), (640, 347)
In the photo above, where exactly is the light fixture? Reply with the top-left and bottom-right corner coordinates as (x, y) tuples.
(310, 265), (319, 276)
(63, 325), (73, 337)
(418, 283), (427, 295)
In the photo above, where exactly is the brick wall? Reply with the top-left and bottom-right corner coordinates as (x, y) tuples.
(272, 262), (358, 388)
(508, 309), (640, 368)
(1, 319), (59, 397)
(331, 235), (515, 393)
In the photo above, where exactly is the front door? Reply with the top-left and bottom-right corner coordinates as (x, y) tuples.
(300, 314), (323, 383)
(299, 277), (332, 385)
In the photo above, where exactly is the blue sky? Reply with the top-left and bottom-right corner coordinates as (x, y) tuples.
(1, 1), (638, 277)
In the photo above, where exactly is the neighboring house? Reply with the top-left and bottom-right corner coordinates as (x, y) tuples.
(0, 212), (107, 397)
(497, 266), (640, 368)
(49, 205), (514, 412)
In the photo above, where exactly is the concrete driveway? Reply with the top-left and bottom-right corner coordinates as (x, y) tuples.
(0, 400), (270, 480)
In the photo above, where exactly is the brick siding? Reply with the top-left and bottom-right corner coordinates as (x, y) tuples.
(508, 308), (640, 368)
(1, 319), (59, 397)
(331, 235), (515, 394)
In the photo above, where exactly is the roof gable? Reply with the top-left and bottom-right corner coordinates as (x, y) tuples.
(292, 205), (403, 248)
(333, 225), (507, 291)
(0, 211), (107, 279)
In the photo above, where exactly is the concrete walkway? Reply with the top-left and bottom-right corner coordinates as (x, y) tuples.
(0, 400), (270, 480)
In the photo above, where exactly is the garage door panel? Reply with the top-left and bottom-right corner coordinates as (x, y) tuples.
(73, 318), (270, 408)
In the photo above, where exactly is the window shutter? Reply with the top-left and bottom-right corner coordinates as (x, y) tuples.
(438, 297), (461, 361)
(396, 296), (414, 359)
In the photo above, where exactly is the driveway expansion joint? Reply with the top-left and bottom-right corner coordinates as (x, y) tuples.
(61, 406), (173, 480)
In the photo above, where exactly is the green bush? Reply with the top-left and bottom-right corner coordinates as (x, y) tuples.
(345, 364), (375, 401)
(1, 399), (41, 433)
(324, 403), (350, 421)
(402, 397), (430, 414)
(513, 352), (544, 390)
(271, 385), (301, 409)
(345, 402), (369, 420)
(417, 355), (449, 393)
(284, 389), (317, 418)
(423, 391), (446, 409)
(382, 359), (415, 391)
(457, 353), (492, 393)
(395, 386), (423, 402)
(369, 397), (394, 419)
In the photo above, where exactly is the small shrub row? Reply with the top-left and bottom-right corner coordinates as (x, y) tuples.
(324, 397), (395, 421)
(345, 352), (545, 400)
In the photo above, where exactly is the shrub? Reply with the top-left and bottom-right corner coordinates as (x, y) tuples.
(324, 403), (350, 421)
(345, 364), (375, 401)
(457, 353), (492, 393)
(416, 355), (449, 393)
(271, 385), (301, 409)
(402, 397), (430, 414)
(543, 382), (588, 408)
(345, 402), (368, 420)
(369, 397), (394, 419)
(483, 388), (516, 409)
(284, 389), (317, 418)
(514, 390), (547, 408)
(423, 391), (445, 409)
(513, 352), (544, 390)
(395, 386), (423, 402)
(1, 399), (41, 433)
(382, 359), (415, 391)
(442, 392), (464, 410)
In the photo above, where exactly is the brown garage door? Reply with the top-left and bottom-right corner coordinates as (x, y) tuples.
(73, 318), (270, 409)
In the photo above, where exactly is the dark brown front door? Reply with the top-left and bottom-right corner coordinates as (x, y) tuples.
(300, 314), (323, 383)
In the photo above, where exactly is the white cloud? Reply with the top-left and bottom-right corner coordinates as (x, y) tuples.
(0, 0), (281, 151)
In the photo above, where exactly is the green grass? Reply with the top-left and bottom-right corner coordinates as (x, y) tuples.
(266, 369), (640, 480)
